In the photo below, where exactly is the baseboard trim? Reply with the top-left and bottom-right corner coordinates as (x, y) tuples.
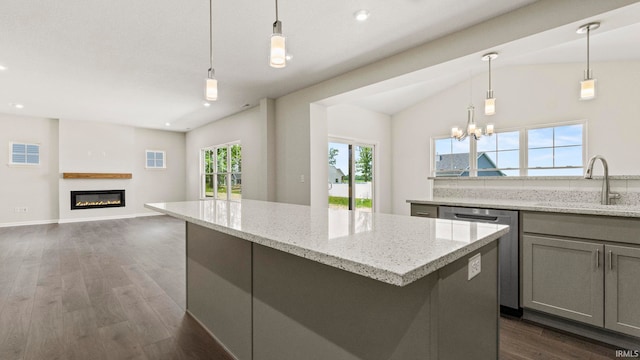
(523, 309), (640, 350)
(0, 219), (59, 228)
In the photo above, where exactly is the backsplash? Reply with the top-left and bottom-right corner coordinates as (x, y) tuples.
(432, 177), (640, 206)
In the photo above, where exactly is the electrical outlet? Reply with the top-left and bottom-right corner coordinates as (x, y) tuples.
(300, 174), (305, 183)
(14, 207), (28, 213)
(468, 253), (481, 280)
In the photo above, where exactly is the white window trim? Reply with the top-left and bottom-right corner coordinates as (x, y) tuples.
(431, 120), (587, 177)
(523, 119), (587, 176)
(9, 141), (41, 166)
(145, 150), (166, 169)
(200, 141), (241, 200)
(328, 135), (378, 213)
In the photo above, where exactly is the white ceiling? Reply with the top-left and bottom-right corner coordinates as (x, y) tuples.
(346, 7), (640, 115)
(0, 0), (537, 131)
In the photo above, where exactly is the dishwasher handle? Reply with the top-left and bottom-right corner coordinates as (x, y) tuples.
(453, 213), (499, 222)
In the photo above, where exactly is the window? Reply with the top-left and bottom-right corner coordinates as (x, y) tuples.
(477, 131), (520, 176)
(434, 136), (470, 177)
(431, 121), (585, 177)
(527, 123), (584, 176)
(145, 150), (165, 169)
(10, 142), (40, 165)
(201, 143), (241, 200)
(328, 141), (375, 212)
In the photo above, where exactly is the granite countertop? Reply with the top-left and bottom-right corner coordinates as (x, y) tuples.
(145, 199), (508, 287)
(407, 198), (640, 218)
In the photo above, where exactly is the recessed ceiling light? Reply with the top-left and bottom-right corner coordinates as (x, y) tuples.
(354, 10), (370, 22)
(0, 65), (7, 71)
(9, 103), (24, 109)
(203, 102), (211, 107)
(165, 122), (171, 127)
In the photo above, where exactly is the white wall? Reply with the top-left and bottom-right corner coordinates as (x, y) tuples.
(185, 99), (275, 202)
(58, 119), (185, 222)
(390, 61), (640, 215)
(0, 114), (59, 226)
(326, 104), (392, 213)
(134, 128), (186, 214)
(275, 0), (634, 206)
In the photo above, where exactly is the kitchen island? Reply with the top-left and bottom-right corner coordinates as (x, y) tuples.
(145, 199), (509, 360)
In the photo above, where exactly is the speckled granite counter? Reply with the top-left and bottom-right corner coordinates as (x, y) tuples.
(407, 198), (640, 218)
(146, 199), (508, 286)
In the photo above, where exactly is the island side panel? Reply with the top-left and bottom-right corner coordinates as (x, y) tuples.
(252, 244), (436, 360)
(437, 241), (499, 360)
(186, 223), (252, 360)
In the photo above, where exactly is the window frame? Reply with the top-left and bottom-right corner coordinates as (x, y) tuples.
(524, 120), (587, 176)
(145, 150), (166, 169)
(328, 136), (377, 212)
(431, 120), (587, 177)
(200, 141), (241, 200)
(9, 142), (41, 166)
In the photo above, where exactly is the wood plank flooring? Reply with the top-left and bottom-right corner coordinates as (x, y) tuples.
(0, 216), (623, 359)
(0, 217), (232, 360)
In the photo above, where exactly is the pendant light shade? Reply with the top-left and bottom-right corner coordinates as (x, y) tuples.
(205, 0), (218, 101)
(270, 0), (286, 68)
(270, 21), (286, 68)
(580, 78), (596, 100)
(577, 22), (599, 100)
(482, 52), (498, 115)
(206, 69), (218, 101)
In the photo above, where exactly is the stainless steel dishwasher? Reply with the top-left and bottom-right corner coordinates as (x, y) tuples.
(439, 206), (520, 315)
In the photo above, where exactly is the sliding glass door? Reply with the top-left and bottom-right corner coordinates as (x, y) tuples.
(328, 141), (374, 212)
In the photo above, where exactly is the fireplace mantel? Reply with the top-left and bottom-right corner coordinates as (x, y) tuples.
(63, 173), (133, 179)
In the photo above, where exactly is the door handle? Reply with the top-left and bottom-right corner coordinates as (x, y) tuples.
(609, 250), (613, 270)
(415, 212), (430, 216)
(596, 249), (600, 268)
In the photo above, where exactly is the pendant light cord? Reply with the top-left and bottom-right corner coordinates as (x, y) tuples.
(209, 0), (213, 73)
(488, 57), (492, 91)
(275, 0), (279, 21)
(586, 27), (590, 77)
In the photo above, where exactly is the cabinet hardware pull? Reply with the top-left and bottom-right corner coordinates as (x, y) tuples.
(609, 250), (613, 270)
(415, 212), (430, 216)
(596, 249), (600, 268)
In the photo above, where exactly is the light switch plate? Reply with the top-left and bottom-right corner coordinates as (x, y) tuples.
(468, 253), (481, 280)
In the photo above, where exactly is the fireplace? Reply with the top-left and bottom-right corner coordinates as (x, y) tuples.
(71, 190), (125, 210)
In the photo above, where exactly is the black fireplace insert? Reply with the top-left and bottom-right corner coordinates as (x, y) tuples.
(71, 190), (126, 210)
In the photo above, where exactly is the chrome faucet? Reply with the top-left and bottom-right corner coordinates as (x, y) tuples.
(584, 155), (620, 205)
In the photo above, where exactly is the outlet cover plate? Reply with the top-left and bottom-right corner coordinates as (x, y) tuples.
(468, 253), (481, 280)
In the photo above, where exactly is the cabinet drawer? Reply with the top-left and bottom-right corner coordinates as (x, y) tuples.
(522, 211), (640, 245)
(410, 204), (438, 218)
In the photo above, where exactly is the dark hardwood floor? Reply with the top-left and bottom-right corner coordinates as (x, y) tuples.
(0, 216), (621, 359)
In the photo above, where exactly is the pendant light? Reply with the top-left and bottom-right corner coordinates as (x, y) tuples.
(577, 22), (599, 100)
(452, 72), (494, 141)
(270, 0), (286, 68)
(205, 0), (218, 101)
(482, 52), (498, 115)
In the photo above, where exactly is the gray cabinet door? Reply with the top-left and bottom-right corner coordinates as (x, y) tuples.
(605, 244), (640, 337)
(523, 235), (604, 327)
